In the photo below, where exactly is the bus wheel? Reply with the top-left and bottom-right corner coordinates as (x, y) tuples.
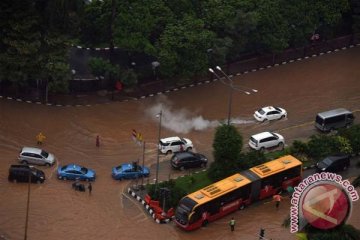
(239, 204), (245, 210)
(202, 220), (208, 227)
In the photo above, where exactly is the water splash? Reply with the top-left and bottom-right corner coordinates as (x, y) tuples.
(145, 99), (254, 133)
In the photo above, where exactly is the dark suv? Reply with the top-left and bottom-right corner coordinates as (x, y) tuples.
(171, 152), (207, 170)
(315, 154), (351, 173)
(8, 165), (45, 183)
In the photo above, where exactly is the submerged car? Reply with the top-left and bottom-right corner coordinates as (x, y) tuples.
(112, 163), (150, 180)
(254, 106), (287, 122)
(248, 131), (285, 151)
(18, 147), (56, 166)
(8, 165), (45, 183)
(316, 154), (351, 173)
(57, 164), (96, 181)
(171, 152), (208, 170)
(159, 136), (193, 155)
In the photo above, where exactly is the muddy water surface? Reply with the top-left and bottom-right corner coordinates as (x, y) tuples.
(1, 48), (360, 240)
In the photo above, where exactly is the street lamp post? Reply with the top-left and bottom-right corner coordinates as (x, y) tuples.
(24, 170), (31, 240)
(209, 66), (258, 125)
(155, 110), (162, 192)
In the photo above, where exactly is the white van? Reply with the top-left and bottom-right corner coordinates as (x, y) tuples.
(315, 108), (354, 132)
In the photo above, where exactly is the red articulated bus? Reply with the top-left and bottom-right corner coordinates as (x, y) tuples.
(174, 155), (302, 231)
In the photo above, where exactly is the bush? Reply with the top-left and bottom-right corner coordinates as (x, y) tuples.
(338, 124), (360, 154)
(306, 135), (352, 161)
(238, 151), (267, 170)
(208, 124), (243, 181)
(146, 180), (187, 210)
(290, 140), (309, 156)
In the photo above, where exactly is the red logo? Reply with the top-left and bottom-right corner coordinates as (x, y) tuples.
(301, 183), (350, 230)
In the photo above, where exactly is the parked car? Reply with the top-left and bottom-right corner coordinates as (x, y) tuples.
(248, 132), (285, 151)
(112, 162), (150, 180)
(159, 136), (193, 155)
(254, 106), (287, 122)
(18, 147), (56, 166)
(171, 152), (208, 170)
(315, 154), (351, 173)
(8, 165), (45, 183)
(315, 108), (354, 132)
(57, 164), (96, 181)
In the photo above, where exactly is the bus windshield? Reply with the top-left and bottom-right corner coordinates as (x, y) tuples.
(176, 197), (197, 223)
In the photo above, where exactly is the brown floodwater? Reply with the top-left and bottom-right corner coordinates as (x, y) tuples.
(1, 47), (360, 240)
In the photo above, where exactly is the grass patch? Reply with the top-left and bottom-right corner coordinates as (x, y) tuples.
(175, 170), (212, 194)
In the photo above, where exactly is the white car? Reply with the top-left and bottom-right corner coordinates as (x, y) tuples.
(254, 106), (287, 122)
(159, 137), (193, 155)
(248, 132), (285, 151)
(18, 147), (56, 166)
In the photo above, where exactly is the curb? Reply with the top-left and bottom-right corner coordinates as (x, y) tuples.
(127, 188), (172, 224)
(2, 44), (358, 107)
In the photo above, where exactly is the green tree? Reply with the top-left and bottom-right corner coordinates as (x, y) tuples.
(88, 57), (121, 90)
(157, 15), (215, 78)
(81, 0), (112, 46)
(338, 124), (360, 154)
(306, 224), (360, 240)
(238, 151), (266, 170)
(0, 0), (42, 89)
(208, 124), (243, 181)
(306, 135), (352, 160)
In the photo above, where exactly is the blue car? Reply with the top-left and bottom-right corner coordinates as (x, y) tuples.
(112, 163), (150, 180)
(57, 164), (96, 181)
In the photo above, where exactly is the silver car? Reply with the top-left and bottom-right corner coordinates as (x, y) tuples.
(18, 147), (56, 166)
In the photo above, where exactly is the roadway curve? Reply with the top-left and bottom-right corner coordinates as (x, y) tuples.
(0, 47), (360, 240)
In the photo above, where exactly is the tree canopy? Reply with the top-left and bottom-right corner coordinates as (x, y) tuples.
(0, 0), (353, 93)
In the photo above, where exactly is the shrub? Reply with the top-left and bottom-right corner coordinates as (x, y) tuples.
(290, 140), (308, 156)
(146, 179), (187, 210)
(338, 124), (360, 154)
(238, 151), (267, 170)
(306, 135), (352, 161)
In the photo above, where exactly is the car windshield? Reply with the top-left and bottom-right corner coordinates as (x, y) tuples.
(80, 167), (88, 174)
(250, 137), (258, 144)
(315, 115), (324, 124)
(322, 158), (333, 166)
(271, 133), (279, 139)
(181, 138), (187, 144)
(159, 140), (169, 146)
(274, 107), (281, 112)
(41, 150), (49, 158)
(116, 166), (123, 171)
(61, 166), (67, 171)
(258, 109), (265, 115)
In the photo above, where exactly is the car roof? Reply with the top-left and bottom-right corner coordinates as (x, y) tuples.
(251, 132), (275, 140)
(317, 108), (352, 118)
(160, 136), (181, 142)
(121, 163), (136, 170)
(323, 154), (349, 161)
(173, 152), (195, 158)
(21, 147), (42, 154)
(258, 106), (281, 113)
(63, 164), (84, 171)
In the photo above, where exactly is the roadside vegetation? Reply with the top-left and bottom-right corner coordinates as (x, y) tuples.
(146, 124), (360, 210)
(1, 0), (358, 94)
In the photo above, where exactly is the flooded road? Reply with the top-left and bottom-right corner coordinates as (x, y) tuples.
(1, 47), (360, 240)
